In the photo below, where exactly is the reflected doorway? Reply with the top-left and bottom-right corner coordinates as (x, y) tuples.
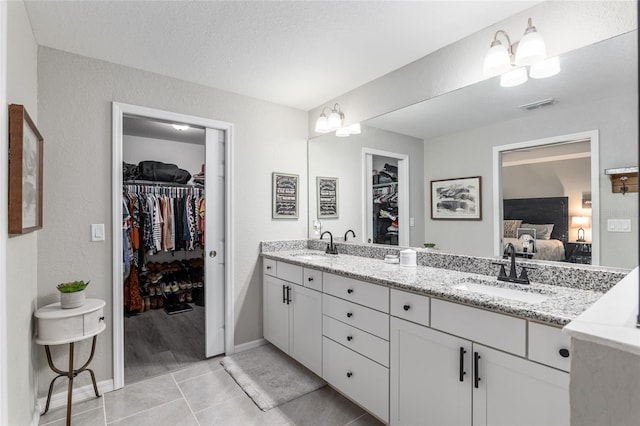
(363, 148), (409, 246)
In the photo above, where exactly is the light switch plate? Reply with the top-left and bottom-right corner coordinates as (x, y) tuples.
(91, 224), (105, 241)
(607, 219), (631, 233)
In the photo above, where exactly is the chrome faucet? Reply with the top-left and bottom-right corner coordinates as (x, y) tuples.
(494, 243), (533, 285)
(321, 231), (338, 255)
(344, 229), (356, 242)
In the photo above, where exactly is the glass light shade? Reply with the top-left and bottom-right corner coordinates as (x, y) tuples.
(483, 43), (511, 76)
(348, 123), (361, 134)
(529, 56), (560, 79)
(327, 111), (342, 131)
(500, 67), (528, 87)
(314, 115), (329, 133)
(515, 30), (546, 66)
(335, 127), (350, 137)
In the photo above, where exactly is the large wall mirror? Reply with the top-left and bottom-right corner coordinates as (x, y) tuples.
(308, 30), (638, 269)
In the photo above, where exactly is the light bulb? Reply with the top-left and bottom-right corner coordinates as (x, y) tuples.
(315, 115), (329, 133)
(483, 42), (511, 76)
(529, 56), (560, 79)
(500, 67), (528, 87)
(327, 111), (342, 131)
(348, 123), (361, 134)
(515, 24), (546, 66)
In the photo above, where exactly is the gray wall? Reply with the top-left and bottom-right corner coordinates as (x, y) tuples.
(6, 1), (39, 424)
(308, 1), (637, 134)
(36, 47), (308, 396)
(570, 338), (640, 426)
(308, 126), (424, 246)
(423, 93), (638, 269)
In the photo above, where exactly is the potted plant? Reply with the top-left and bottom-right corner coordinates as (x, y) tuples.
(57, 280), (90, 309)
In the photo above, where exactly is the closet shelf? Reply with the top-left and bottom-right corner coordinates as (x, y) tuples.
(124, 179), (203, 188)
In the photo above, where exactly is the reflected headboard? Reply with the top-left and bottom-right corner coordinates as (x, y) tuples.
(503, 197), (568, 242)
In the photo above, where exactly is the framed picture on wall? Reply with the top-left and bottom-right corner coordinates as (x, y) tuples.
(8, 104), (44, 235)
(272, 172), (299, 219)
(317, 177), (339, 218)
(430, 176), (481, 220)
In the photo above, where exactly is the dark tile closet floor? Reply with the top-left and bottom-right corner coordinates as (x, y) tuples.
(124, 305), (205, 384)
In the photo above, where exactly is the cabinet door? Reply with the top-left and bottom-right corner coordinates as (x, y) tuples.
(263, 275), (289, 353)
(390, 317), (472, 426)
(472, 344), (569, 426)
(290, 284), (322, 376)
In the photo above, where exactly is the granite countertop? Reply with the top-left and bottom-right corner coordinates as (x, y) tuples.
(262, 249), (605, 326)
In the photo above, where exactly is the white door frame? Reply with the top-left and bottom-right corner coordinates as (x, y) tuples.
(492, 130), (600, 265)
(112, 102), (235, 389)
(362, 148), (410, 247)
(0, 1), (9, 423)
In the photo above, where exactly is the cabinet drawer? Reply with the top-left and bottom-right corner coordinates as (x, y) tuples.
(304, 268), (323, 292)
(390, 289), (430, 326)
(323, 294), (389, 340)
(323, 273), (389, 313)
(83, 307), (104, 335)
(323, 315), (389, 367)
(431, 299), (525, 356)
(263, 258), (277, 276)
(323, 337), (389, 422)
(277, 261), (303, 285)
(529, 322), (571, 372)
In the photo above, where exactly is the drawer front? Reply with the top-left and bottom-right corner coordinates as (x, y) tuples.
(431, 299), (526, 356)
(529, 322), (571, 372)
(38, 316), (83, 343)
(277, 261), (303, 285)
(323, 315), (389, 367)
(323, 273), (389, 313)
(390, 289), (430, 326)
(263, 258), (277, 276)
(303, 268), (323, 292)
(323, 337), (389, 422)
(83, 308), (104, 335)
(323, 294), (389, 340)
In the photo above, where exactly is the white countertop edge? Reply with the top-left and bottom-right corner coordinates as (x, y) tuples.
(563, 267), (640, 356)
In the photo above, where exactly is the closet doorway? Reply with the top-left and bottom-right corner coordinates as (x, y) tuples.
(363, 148), (409, 246)
(112, 103), (234, 389)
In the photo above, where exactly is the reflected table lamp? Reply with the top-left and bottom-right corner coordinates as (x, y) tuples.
(571, 216), (590, 242)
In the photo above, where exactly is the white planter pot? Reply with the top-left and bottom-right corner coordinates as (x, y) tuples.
(60, 291), (85, 309)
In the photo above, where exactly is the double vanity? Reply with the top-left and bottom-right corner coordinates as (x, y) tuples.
(261, 240), (628, 425)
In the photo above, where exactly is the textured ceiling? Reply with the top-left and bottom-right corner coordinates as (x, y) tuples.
(24, 1), (541, 110)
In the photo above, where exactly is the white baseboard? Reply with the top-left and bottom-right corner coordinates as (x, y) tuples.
(35, 379), (113, 416)
(234, 338), (267, 353)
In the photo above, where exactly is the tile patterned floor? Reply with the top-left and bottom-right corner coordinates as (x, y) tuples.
(38, 355), (384, 426)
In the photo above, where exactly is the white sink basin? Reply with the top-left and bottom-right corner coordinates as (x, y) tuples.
(453, 281), (550, 304)
(292, 253), (331, 261)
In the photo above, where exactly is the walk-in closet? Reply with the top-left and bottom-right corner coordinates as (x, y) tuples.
(121, 115), (222, 384)
(372, 156), (399, 245)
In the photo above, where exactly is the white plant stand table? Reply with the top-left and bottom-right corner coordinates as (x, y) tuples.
(34, 298), (106, 426)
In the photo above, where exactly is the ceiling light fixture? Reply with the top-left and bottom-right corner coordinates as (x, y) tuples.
(483, 18), (558, 87)
(172, 124), (189, 131)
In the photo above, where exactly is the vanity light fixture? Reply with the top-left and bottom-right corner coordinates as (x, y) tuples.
(483, 18), (559, 87)
(172, 124), (189, 131)
(315, 103), (345, 133)
(336, 123), (362, 138)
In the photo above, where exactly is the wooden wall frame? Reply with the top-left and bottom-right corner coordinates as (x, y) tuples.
(8, 104), (43, 235)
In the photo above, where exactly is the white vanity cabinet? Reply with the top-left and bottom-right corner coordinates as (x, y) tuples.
(322, 272), (390, 423)
(263, 262), (322, 376)
(390, 292), (570, 426)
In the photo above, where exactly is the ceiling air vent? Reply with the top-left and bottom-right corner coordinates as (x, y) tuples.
(519, 98), (557, 111)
